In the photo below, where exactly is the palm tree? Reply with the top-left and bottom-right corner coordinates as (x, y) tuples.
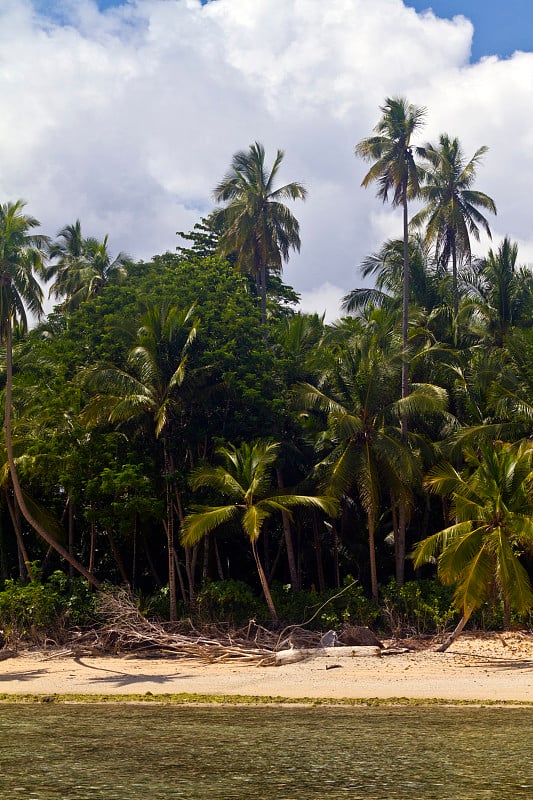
(0, 200), (99, 586)
(342, 234), (448, 319)
(412, 134), (496, 318)
(295, 331), (446, 596)
(181, 440), (338, 624)
(212, 142), (307, 326)
(414, 440), (533, 651)
(46, 222), (131, 309)
(81, 303), (199, 618)
(355, 97), (426, 433)
(462, 237), (533, 347)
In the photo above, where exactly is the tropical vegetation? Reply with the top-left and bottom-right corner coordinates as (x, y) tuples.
(0, 119), (532, 648)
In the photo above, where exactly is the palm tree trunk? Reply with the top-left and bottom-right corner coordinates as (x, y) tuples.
(6, 491), (31, 580)
(276, 468), (299, 590)
(401, 186), (410, 429)
(214, 537), (224, 581)
(503, 596), (511, 630)
(89, 520), (96, 578)
(163, 436), (177, 621)
(175, 485), (196, 605)
(437, 609), (471, 652)
(397, 187), (410, 586)
(4, 323), (100, 588)
(452, 238), (458, 319)
(68, 496), (75, 577)
(251, 539), (278, 625)
(185, 543), (197, 605)
(368, 511), (379, 601)
(312, 511), (326, 593)
(333, 521), (341, 588)
(259, 261), (268, 328)
(396, 502), (406, 586)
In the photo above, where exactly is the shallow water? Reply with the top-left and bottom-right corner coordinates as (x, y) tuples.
(0, 704), (531, 799)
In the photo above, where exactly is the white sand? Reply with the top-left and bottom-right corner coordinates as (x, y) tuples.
(1, 633), (533, 703)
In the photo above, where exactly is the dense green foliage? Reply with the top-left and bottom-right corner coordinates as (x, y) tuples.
(0, 122), (532, 643)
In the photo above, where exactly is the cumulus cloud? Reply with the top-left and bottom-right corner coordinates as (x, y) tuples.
(1, 0), (531, 319)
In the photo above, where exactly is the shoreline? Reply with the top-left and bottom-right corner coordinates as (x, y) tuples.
(1, 632), (533, 705)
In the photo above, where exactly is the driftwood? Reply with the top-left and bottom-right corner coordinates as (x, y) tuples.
(275, 645), (382, 665)
(68, 590), (277, 664)
(54, 589), (389, 667)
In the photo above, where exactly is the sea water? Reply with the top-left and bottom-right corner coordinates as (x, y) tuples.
(0, 704), (531, 799)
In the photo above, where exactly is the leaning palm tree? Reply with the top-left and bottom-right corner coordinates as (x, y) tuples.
(412, 133), (496, 318)
(0, 200), (99, 585)
(414, 440), (533, 651)
(81, 303), (199, 618)
(181, 440), (338, 624)
(212, 142), (307, 326)
(355, 97), (426, 433)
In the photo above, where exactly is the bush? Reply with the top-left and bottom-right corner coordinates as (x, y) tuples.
(195, 580), (263, 624)
(270, 577), (380, 629)
(380, 579), (456, 636)
(0, 567), (96, 645)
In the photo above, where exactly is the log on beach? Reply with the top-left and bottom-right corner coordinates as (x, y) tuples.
(275, 645), (381, 665)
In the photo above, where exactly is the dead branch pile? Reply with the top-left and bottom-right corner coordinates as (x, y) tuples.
(69, 589), (323, 664)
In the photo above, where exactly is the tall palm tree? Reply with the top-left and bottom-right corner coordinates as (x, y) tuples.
(414, 440), (533, 651)
(212, 142), (307, 326)
(46, 221), (131, 309)
(0, 200), (99, 586)
(181, 439), (338, 624)
(355, 97), (426, 433)
(81, 303), (199, 618)
(295, 331), (446, 596)
(412, 134), (496, 318)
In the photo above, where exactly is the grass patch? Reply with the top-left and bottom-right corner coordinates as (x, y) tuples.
(0, 692), (531, 707)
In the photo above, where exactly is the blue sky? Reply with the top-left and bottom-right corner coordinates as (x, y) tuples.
(407, 0), (533, 61)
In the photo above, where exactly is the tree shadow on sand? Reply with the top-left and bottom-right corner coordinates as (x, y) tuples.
(74, 657), (190, 687)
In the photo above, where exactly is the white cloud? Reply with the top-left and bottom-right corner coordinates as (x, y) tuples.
(298, 283), (347, 324)
(0, 0), (532, 321)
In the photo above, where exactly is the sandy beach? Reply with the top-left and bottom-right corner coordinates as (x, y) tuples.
(1, 632), (533, 703)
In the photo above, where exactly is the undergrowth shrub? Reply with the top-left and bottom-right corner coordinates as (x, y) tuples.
(380, 579), (455, 636)
(195, 580), (262, 625)
(0, 566), (96, 646)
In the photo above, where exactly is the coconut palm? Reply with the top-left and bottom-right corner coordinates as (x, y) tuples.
(462, 237), (533, 347)
(212, 142), (307, 326)
(355, 97), (426, 430)
(81, 303), (199, 618)
(46, 222), (131, 309)
(0, 200), (99, 585)
(295, 329), (446, 596)
(342, 234), (449, 322)
(414, 440), (533, 651)
(45, 219), (85, 300)
(412, 134), (496, 318)
(181, 439), (338, 624)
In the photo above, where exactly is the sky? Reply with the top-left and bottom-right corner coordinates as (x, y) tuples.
(2, 0), (533, 320)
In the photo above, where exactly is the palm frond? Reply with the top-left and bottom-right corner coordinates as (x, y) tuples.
(180, 505), (239, 546)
